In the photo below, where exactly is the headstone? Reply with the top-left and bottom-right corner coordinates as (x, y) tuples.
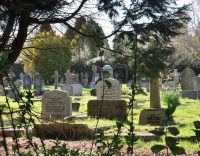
(65, 70), (72, 84)
(76, 73), (79, 84)
(42, 90), (72, 120)
(90, 65), (100, 88)
(196, 74), (200, 90)
(96, 78), (121, 100)
(103, 65), (113, 78)
(84, 73), (89, 87)
(173, 69), (180, 88)
(33, 73), (42, 96)
(23, 74), (32, 90)
(52, 71), (59, 89)
(80, 72), (84, 84)
(181, 67), (196, 90)
(61, 84), (82, 96)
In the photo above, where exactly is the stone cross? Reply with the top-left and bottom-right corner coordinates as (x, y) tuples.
(65, 70), (71, 84)
(52, 70), (59, 89)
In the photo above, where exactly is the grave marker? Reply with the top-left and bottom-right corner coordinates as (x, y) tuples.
(42, 90), (72, 120)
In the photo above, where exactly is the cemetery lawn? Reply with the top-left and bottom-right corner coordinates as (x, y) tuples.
(0, 85), (199, 152)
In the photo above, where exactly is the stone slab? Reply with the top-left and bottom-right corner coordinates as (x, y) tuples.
(87, 100), (127, 120)
(139, 108), (167, 125)
(32, 123), (93, 140)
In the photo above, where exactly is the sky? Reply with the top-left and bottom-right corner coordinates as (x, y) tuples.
(97, 0), (194, 47)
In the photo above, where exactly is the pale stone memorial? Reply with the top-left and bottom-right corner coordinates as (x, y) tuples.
(42, 90), (72, 121)
(96, 78), (121, 100)
(88, 65), (126, 120)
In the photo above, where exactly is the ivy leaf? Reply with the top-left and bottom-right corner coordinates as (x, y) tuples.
(116, 120), (123, 129)
(104, 79), (112, 88)
(168, 127), (180, 136)
(170, 146), (186, 155)
(194, 121), (200, 129)
(165, 137), (178, 148)
(151, 145), (166, 153)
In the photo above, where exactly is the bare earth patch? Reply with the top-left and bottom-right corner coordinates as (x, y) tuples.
(0, 137), (198, 156)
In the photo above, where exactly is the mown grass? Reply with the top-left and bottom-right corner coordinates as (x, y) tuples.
(0, 84), (200, 151)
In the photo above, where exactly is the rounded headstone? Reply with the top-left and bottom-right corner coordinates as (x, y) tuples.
(103, 65), (113, 78)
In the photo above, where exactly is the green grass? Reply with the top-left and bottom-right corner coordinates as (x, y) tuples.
(0, 84), (200, 151)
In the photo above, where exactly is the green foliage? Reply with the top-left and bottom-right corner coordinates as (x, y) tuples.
(25, 31), (72, 81)
(162, 91), (181, 121)
(0, 52), (10, 75)
(193, 117), (200, 155)
(95, 126), (124, 155)
(151, 126), (186, 155)
(47, 140), (80, 156)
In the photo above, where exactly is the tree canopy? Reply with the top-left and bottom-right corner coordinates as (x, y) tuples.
(0, 0), (190, 78)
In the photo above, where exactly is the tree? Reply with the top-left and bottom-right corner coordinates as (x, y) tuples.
(24, 31), (72, 81)
(0, 1), (189, 76)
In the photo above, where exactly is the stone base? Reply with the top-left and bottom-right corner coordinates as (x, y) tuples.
(87, 100), (127, 120)
(182, 90), (200, 99)
(139, 108), (167, 125)
(32, 123), (93, 140)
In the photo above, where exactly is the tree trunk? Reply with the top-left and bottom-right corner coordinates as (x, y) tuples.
(150, 78), (161, 108)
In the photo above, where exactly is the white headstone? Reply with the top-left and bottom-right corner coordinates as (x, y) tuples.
(61, 84), (82, 96)
(42, 90), (72, 120)
(96, 78), (121, 100)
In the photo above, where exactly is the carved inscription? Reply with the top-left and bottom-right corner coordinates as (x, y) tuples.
(42, 90), (72, 120)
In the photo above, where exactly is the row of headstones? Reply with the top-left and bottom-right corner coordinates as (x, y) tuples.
(42, 65), (124, 121)
(0, 77), (22, 98)
(23, 73), (42, 95)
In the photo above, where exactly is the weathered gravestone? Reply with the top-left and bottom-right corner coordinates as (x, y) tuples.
(23, 74), (32, 90)
(33, 73), (42, 96)
(42, 90), (72, 121)
(96, 78), (121, 100)
(88, 65), (127, 120)
(181, 67), (196, 90)
(181, 67), (198, 99)
(61, 84), (82, 96)
(139, 78), (167, 125)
